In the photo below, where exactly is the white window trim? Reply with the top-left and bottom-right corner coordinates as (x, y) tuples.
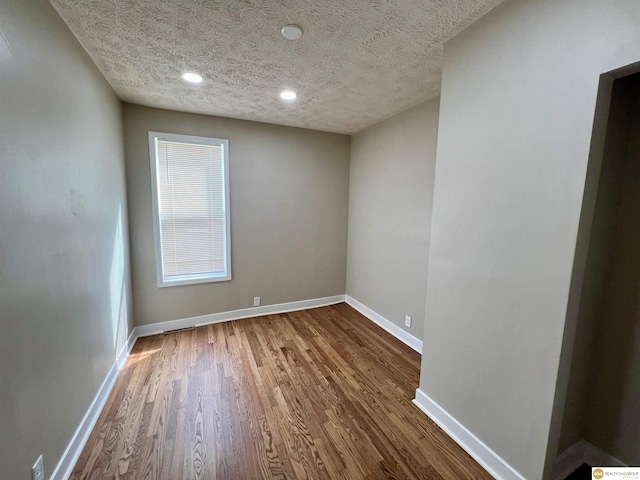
(148, 131), (232, 288)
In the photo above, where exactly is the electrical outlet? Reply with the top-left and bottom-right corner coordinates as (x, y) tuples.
(32, 455), (44, 480)
(404, 315), (412, 328)
(253, 296), (260, 307)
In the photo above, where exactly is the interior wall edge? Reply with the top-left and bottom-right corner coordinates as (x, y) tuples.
(543, 73), (616, 475)
(553, 440), (626, 480)
(344, 295), (423, 353)
(49, 329), (137, 480)
(412, 388), (525, 480)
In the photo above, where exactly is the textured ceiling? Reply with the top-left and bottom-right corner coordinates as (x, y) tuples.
(50, 0), (503, 134)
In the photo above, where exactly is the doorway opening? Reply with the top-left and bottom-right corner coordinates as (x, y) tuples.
(553, 70), (640, 477)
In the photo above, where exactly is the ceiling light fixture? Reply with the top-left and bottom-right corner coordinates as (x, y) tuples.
(281, 24), (303, 40)
(182, 72), (203, 84)
(280, 90), (298, 101)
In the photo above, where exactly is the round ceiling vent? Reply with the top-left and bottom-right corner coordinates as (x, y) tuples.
(281, 24), (303, 40)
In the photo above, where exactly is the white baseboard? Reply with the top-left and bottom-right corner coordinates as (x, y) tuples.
(50, 329), (137, 480)
(50, 296), (344, 478)
(133, 295), (346, 338)
(553, 440), (626, 480)
(48, 294), (395, 479)
(344, 295), (422, 353)
(413, 388), (525, 480)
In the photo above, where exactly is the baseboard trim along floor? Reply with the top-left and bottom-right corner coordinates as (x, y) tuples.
(553, 439), (626, 480)
(134, 295), (346, 338)
(413, 388), (525, 480)
(52, 295), (341, 478)
(50, 329), (137, 480)
(51, 294), (428, 479)
(344, 294), (423, 353)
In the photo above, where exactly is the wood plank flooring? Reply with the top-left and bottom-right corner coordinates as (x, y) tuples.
(70, 303), (492, 479)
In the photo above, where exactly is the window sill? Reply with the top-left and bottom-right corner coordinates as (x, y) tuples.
(157, 273), (231, 288)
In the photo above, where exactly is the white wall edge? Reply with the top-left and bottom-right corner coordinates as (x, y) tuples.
(133, 295), (346, 338)
(50, 331), (137, 480)
(553, 439), (626, 479)
(413, 388), (525, 480)
(344, 294), (423, 353)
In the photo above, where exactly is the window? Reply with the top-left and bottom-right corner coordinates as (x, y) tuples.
(148, 132), (231, 287)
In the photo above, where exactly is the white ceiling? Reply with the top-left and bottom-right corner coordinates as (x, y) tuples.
(50, 0), (503, 134)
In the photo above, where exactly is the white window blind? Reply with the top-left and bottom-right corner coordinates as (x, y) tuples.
(149, 132), (231, 287)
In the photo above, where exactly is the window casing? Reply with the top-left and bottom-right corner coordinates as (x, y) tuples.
(148, 132), (231, 287)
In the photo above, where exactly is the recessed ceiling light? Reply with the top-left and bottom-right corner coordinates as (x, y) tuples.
(182, 72), (203, 84)
(280, 90), (298, 101)
(281, 24), (303, 40)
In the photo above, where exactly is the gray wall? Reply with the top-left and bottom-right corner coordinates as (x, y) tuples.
(123, 104), (350, 326)
(0, 0), (132, 478)
(346, 98), (440, 340)
(417, 1), (640, 479)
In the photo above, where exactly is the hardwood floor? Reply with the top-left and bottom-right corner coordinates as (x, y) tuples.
(70, 303), (492, 479)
